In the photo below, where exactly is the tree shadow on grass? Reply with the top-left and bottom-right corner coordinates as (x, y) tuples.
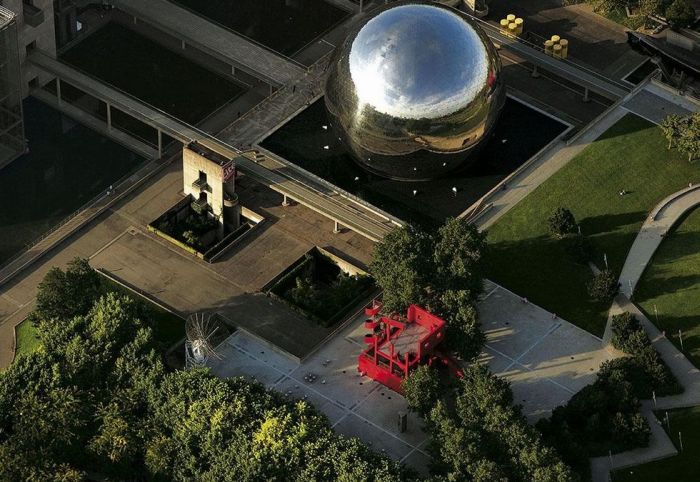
(579, 211), (647, 237)
(486, 232), (619, 336)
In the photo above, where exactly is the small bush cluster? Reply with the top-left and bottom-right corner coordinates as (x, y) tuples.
(610, 312), (682, 397)
(548, 207), (596, 265)
(286, 271), (372, 326)
(587, 269), (619, 302)
(548, 207), (578, 238)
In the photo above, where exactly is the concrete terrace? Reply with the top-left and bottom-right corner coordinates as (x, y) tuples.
(209, 278), (619, 472)
(29, 50), (397, 242)
(111, 0), (305, 87)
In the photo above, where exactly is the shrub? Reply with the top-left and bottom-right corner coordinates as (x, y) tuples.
(548, 207), (578, 238)
(587, 269), (619, 302)
(666, 0), (696, 27)
(608, 312), (682, 396)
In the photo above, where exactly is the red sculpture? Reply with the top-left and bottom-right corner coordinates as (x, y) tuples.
(358, 302), (463, 393)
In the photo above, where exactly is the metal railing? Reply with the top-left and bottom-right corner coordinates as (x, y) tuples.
(0, 156), (150, 274)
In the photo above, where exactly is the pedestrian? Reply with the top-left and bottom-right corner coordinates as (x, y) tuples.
(292, 85), (296, 93)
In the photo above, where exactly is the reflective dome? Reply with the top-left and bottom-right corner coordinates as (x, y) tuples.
(324, 1), (505, 181)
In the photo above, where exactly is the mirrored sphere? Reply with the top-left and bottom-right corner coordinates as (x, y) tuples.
(324, 1), (505, 181)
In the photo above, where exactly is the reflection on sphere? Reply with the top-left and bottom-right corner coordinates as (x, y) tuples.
(324, 1), (506, 181)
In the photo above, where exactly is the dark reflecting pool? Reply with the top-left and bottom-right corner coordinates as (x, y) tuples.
(61, 22), (246, 125)
(0, 98), (145, 264)
(171, 0), (349, 57)
(261, 97), (568, 226)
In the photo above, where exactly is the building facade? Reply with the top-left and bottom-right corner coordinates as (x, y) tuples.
(0, 0), (56, 97)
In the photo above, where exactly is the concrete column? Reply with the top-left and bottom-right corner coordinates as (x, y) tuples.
(106, 102), (112, 130)
(157, 129), (162, 158)
(231, 65), (235, 76)
(582, 87), (590, 103)
(531, 65), (540, 78)
(359, 0), (363, 12)
(181, 39), (186, 50)
(56, 77), (62, 106)
(334, 220), (341, 234)
(282, 194), (290, 207)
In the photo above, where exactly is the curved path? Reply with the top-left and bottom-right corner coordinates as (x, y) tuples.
(591, 187), (700, 481)
(619, 184), (700, 298)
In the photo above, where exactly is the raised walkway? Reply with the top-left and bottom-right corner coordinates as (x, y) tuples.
(470, 14), (630, 102)
(111, 0), (304, 86)
(28, 51), (396, 242)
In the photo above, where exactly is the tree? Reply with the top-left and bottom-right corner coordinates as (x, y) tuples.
(666, 0), (696, 27)
(370, 224), (433, 312)
(677, 112), (700, 162)
(440, 290), (485, 361)
(432, 218), (487, 297)
(587, 269), (619, 302)
(548, 208), (577, 238)
(402, 365), (444, 417)
(589, 0), (627, 14)
(428, 366), (576, 482)
(35, 257), (102, 321)
(660, 114), (685, 150)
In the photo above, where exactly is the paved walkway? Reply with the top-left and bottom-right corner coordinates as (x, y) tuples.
(619, 185), (700, 298)
(591, 186), (700, 481)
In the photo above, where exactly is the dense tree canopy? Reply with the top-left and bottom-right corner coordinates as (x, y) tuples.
(1, 259), (407, 481)
(661, 112), (700, 161)
(665, 0), (696, 27)
(428, 366), (576, 482)
(371, 218), (487, 361)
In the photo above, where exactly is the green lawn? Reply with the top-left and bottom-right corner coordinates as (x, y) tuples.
(613, 406), (700, 482)
(635, 207), (700, 367)
(487, 114), (694, 336)
(14, 319), (41, 358)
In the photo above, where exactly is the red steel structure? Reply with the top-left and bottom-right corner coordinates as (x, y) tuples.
(358, 303), (463, 393)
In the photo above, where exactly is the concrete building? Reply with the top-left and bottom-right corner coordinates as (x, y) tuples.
(183, 142), (240, 239)
(0, 0), (56, 96)
(0, 6), (26, 167)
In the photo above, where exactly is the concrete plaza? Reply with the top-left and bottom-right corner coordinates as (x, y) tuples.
(479, 280), (618, 421)
(207, 278), (619, 474)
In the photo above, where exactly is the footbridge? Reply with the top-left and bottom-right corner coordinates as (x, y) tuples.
(28, 50), (398, 242)
(109, 0), (305, 87)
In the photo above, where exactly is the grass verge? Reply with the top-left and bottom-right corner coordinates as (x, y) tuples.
(612, 406), (700, 482)
(636, 207), (700, 368)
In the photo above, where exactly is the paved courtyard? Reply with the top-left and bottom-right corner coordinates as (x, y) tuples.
(479, 280), (618, 421)
(207, 279), (619, 472)
(208, 310), (432, 474)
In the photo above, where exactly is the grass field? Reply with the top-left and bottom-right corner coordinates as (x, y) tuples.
(635, 207), (700, 367)
(487, 114), (694, 336)
(14, 320), (41, 359)
(613, 406), (700, 482)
